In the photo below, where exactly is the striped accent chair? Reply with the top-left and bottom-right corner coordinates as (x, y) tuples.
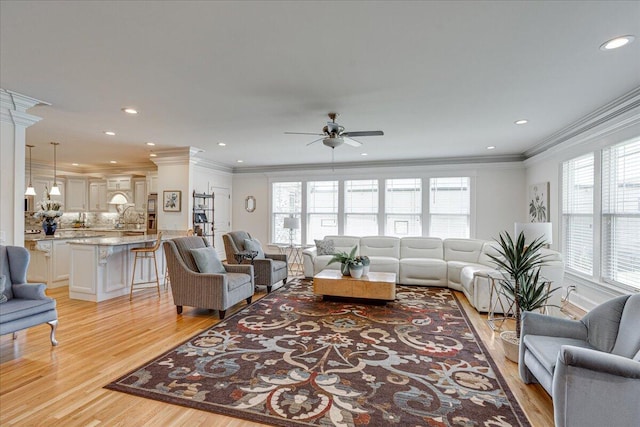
(222, 231), (288, 293)
(163, 236), (254, 319)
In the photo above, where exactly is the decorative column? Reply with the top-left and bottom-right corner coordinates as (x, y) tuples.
(151, 147), (203, 234)
(0, 89), (49, 246)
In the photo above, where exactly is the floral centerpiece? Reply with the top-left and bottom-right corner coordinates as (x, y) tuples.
(34, 192), (63, 235)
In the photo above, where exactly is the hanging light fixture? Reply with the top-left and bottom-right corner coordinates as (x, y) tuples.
(49, 142), (61, 196)
(25, 144), (36, 196)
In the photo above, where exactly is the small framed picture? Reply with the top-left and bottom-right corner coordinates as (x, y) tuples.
(194, 212), (208, 223)
(163, 190), (182, 212)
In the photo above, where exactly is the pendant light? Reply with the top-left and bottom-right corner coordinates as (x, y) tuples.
(49, 142), (61, 196)
(25, 144), (36, 196)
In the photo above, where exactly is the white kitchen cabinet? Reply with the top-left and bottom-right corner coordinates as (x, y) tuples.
(107, 176), (131, 191)
(33, 177), (65, 206)
(147, 173), (158, 193)
(66, 178), (87, 211)
(89, 181), (108, 211)
(133, 178), (147, 211)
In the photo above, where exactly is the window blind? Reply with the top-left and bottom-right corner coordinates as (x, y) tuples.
(385, 178), (422, 236)
(601, 140), (640, 290)
(562, 154), (594, 275)
(307, 181), (338, 243)
(345, 180), (378, 236)
(429, 177), (470, 238)
(272, 182), (302, 244)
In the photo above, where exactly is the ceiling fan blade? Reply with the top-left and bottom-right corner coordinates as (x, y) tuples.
(342, 130), (384, 137)
(306, 137), (324, 146)
(285, 132), (324, 136)
(343, 137), (363, 147)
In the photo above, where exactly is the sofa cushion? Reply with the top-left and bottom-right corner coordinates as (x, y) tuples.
(322, 235), (360, 254)
(399, 258), (447, 286)
(444, 238), (484, 263)
(244, 238), (265, 259)
(271, 260), (287, 273)
(400, 237), (443, 259)
(448, 261), (486, 287)
(315, 239), (335, 255)
(190, 247), (226, 274)
(524, 335), (595, 374)
(0, 275), (6, 304)
(581, 294), (629, 353)
(172, 236), (208, 272)
(0, 298), (57, 324)
(367, 256), (399, 276)
(226, 272), (251, 292)
(360, 236), (400, 258)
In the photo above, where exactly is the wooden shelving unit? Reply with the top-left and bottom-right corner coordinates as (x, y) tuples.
(192, 191), (214, 246)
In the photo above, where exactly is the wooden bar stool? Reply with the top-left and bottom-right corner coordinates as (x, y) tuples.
(163, 229), (193, 289)
(130, 232), (163, 300)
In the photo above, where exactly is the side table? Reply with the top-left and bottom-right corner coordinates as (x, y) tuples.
(484, 272), (516, 331)
(276, 244), (308, 276)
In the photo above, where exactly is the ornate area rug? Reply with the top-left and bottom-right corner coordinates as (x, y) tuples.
(106, 279), (530, 426)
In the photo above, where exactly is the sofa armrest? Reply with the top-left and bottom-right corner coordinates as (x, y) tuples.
(12, 283), (49, 300)
(302, 248), (317, 278)
(521, 311), (588, 340)
(224, 264), (254, 277)
(265, 253), (287, 262)
(558, 346), (640, 379)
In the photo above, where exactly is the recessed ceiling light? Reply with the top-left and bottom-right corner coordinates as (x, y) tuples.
(146, 142), (155, 146)
(361, 153), (368, 156)
(218, 142), (226, 147)
(72, 163), (79, 166)
(600, 35), (635, 51)
(237, 160), (244, 163)
(487, 146), (496, 150)
(110, 160), (117, 164)
(104, 131), (116, 136)
(149, 153), (157, 157)
(514, 119), (528, 125)
(122, 108), (138, 115)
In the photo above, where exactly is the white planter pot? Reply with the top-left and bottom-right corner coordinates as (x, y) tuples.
(363, 265), (370, 276)
(350, 266), (364, 278)
(500, 330), (519, 363)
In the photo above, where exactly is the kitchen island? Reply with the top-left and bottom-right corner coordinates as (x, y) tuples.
(67, 234), (168, 302)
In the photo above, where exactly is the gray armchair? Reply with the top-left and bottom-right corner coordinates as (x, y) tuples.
(520, 293), (640, 427)
(0, 245), (58, 346)
(222, 231), (287, 293)
(163, 236), (254, 319)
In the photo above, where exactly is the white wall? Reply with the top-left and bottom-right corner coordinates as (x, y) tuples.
(231, 162), (525, 247)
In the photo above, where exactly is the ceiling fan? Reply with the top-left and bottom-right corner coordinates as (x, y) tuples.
(285, 112), (384, 149)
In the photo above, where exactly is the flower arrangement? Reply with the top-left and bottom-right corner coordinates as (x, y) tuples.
(34, 192), (63, 220)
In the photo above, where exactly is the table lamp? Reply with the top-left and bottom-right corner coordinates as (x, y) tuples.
(283, 217), (300, 247)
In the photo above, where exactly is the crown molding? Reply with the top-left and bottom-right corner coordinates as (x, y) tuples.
(0, 88), (49, 127)
(231, 153), (524, 174)
(524, 87), (640, 159)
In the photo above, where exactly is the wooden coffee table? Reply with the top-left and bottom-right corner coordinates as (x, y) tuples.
(313, 270), (396, 302)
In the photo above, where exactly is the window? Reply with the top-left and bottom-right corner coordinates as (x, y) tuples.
(307, 181), (338, 244)
(385, 178), (421, 236)
(562, 154), (594, 275)
(601, 140), (640, 290)
(429, 177), (470, 238)
(345, 179), (378, 236)
(272, 182), (301, 244)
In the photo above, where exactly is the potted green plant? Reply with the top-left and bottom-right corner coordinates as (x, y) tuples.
(349, 258), (364, 278)
(487, 231), (558, 361)
(327, 246), (358, 276)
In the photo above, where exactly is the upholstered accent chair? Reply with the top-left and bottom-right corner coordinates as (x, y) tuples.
(0, 245), (58, 346)
(520, 293), (640, 427)
(163, 236), (254, 319)
(222, 231), (287, 293)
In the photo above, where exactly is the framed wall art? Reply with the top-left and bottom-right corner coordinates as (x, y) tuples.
(163, 190), (182, 212)
(528, 182), (549, 222)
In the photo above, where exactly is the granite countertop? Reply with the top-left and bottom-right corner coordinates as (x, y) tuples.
(25, 232), (106, 242)
(66, 233), (167, 246)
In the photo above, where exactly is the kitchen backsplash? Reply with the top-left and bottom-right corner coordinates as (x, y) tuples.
(25, 211), (130, 229)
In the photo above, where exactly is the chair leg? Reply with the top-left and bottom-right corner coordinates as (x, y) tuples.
(130, 252), (139, 301)
(246, 296), (252, 304)
(48, 320), (59, 346)
(219, 310), (226, 320)
(283, 278), (287, 284)
(267, 285), (272, 293)
(176, 305), (183, 314)
(12, 332), (18, 340)
(152, 252), (160, 298)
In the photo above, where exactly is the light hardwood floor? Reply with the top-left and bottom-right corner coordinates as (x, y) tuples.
(0, 280), (555, 426)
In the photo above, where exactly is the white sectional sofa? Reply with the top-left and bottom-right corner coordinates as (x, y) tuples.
(302, 235), (564, 313)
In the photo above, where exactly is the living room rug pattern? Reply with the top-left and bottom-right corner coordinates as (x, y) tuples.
(106, 279), (530, 427)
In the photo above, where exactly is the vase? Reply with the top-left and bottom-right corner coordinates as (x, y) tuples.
(350, 265), (364, 279)
(42, 218), (57, 236)
(340, 263), (351, 276)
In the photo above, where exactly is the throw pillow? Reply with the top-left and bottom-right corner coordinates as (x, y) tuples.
(244, 238), (265, 259)
(190, 247), (226, 274)
(0, 275), (7, 304)
(315, 239), (335, 256)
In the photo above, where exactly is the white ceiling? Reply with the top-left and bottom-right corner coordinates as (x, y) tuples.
(1, 1), (639, 172)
